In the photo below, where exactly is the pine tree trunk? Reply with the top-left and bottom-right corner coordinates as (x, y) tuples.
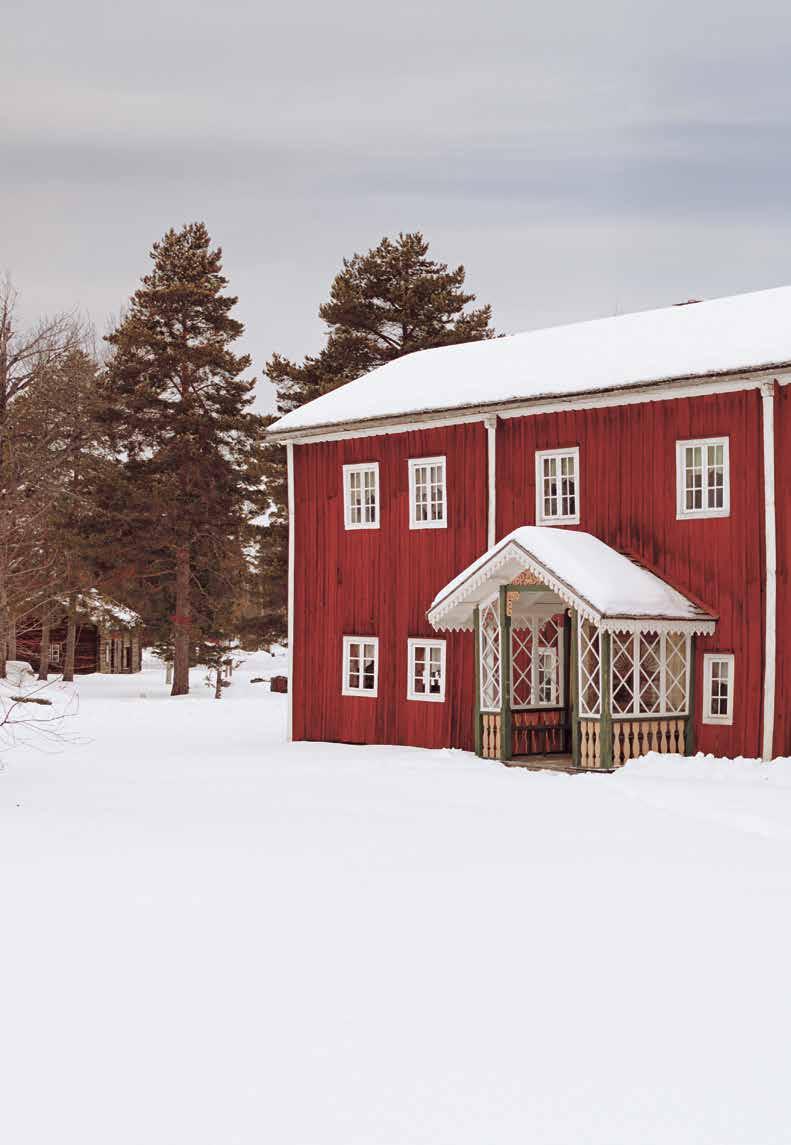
(63, 592), (78, 682)
(38, 609), (51, 681)
(171, 547), (191, 696)
(8, 614), (15, 660)
(0, 571), (7, 679)
(214, 663), (223, 700)
(165, 661), (173, 685)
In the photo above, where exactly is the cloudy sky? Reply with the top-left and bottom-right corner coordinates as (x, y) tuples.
(3, 0), (791, 411)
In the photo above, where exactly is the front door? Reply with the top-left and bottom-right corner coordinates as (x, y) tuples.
(510, 613), (570, 756)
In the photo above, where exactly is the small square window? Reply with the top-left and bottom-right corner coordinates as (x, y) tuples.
(407, 638), (446, 702)
(703, 653), (734, 725)
(676, 438), (730, 519)
(408, 457), (447, 529)
(535, 448), (580, 525)
(342, 636), (379, 697)
(49, 643), (61, 663)
(343, 463), (380, 530)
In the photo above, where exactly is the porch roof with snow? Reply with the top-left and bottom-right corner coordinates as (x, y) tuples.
(268, 285), (791, 438)
(427, 527), (716, 636)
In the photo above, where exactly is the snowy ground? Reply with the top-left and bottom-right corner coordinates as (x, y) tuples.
(2, 655), (791, 1145)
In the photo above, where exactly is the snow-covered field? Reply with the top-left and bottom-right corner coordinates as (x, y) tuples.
(2, 655), (791, 1145)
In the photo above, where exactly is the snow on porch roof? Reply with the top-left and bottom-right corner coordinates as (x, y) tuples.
(268, 284), (791, 436)
(427, 527), (716, 635)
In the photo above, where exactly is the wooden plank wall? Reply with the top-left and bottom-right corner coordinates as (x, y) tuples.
(496, 390), (766, 759)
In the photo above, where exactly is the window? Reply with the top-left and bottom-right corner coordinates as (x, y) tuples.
(479, 598), (501, 712)
(407, 639), (446, 702)
(703, 654), (734, 725)
(536, 447), (580, 525)
(610, 631), (690, 717)
(49, 643), (61, 663)
(342, 636), (379, 697)
(343, 463), (380, 529)
(510, 616), (564, 709)
(409, 456), (447, 529)
(676, 438), (730, 519)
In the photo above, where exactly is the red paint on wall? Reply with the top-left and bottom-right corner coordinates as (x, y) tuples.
(293, 387), (778, 759)
(496, 390), (766, 758)
(292, 424), (487, 750)
(774, 385), (791, 757)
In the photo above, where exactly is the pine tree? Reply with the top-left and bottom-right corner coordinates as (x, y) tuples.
(260, 232), (495, 644)
(100, 223), (264, 695)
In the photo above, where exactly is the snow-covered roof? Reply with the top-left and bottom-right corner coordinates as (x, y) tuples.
(428, 527), (716, 635)
(269, 285), (791, 436)
(77, 590), (142, 629)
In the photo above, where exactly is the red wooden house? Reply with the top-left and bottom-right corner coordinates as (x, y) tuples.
(269, 286), (790, 766)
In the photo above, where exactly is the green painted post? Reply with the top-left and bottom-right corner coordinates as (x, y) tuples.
(685, 636), (697, 756)
(569, 610), (580, 767)
(498, 585), (512, 762)
(599, 631), (613, 769)
(473, 605), (482, 757)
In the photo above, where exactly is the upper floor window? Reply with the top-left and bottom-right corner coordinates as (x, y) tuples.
(343, 463), (379, 530)
(342, 636), (379, 697)
(407, 638), (446, 701)
(409, 456), (447, 529)
(535, 447), (580, 525)
(676, 437), (730, 519)
(702, 653), (734, 725)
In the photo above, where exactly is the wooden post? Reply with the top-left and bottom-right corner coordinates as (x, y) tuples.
(685, 635), (697, 756)
(599, 630), (613, 769)
(473, 605), (482, 757)
(569, 609), (580, 767)
(498, 585), (512, 762)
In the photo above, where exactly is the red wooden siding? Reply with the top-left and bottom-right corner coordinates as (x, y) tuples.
(774, 385), (791, 757)
(292, 424), (487, 749)
(294, 387), (778, 759)
(496, 390), (766, 758)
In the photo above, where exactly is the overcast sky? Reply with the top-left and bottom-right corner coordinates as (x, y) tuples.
(3, 0), (791, 411)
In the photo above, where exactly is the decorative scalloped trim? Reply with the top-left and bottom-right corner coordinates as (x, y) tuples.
(427, 539), (716, 638)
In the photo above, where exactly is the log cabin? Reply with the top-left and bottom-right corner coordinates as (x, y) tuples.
(268, 286), (791, 767)
(18, 592), (144, 676)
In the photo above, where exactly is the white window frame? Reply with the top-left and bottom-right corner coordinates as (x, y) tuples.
(343, 462), (380, 530)
(675, 437), (730, 520)
(408, 456), (447, 530)
(49, 643), (61, 663)
(702, 653), (735, 725)
(535, 447), (580, 526)
(342, 636), (379, 698)
(407, 638), (446, 702)
(610, 631), (691, 718)
(510, 617), (565, 710)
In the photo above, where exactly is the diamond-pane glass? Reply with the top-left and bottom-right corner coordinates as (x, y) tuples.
(579, 618), (601, 716)
(479, 600), (501, 712)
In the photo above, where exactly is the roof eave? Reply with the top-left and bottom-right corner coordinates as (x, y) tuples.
(267, 361), (791, 443)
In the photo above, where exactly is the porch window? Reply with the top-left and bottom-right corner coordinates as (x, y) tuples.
(479, 599), (501, 712)
(409, 456), (446, 529)
(407, 638), (446, 701)
(703, 653), (734, 725)
(578, 618), (601, 716)
(342, 636), (379, 697)
(510, 616), (564, 709)
(343, 463), (380, 530)
(611, 632), (690, 717)
(676, 437), (730, 519)
(535, 447), (580, 525)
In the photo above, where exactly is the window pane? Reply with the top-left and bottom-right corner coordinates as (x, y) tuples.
(611, 633), (635, 715)
(638, 634), (661, 714)
(665, 635), (687, 714)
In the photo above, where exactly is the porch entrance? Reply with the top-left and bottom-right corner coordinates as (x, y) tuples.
(427, 526), (717, 771)
(477, 573), (572, 764)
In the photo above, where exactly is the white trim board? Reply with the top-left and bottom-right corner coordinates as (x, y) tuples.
(761, 383), (777, 759)
(286, 441), (295, 741)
